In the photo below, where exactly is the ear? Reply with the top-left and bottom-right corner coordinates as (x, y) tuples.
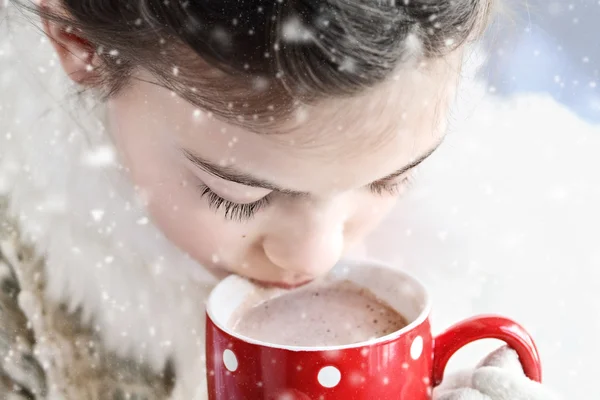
(40, 0), (100, 84)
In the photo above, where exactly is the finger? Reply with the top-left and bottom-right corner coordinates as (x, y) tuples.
(473, 367), (560, 400)
(434, 387), (492, 400)
(477, 346), (524, 375)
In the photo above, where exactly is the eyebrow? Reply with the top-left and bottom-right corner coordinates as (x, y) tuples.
(182, 144), (440, 195)
(376, 145), (440, 182)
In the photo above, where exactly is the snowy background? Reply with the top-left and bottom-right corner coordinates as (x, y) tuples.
(366, 1), (600, 398)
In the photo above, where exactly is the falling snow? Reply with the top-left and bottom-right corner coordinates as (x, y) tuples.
(281, 16), (313, 43)
(337, 57), (356, 73)
(81, 146), (116, 167)
(90, 209), (105, 222)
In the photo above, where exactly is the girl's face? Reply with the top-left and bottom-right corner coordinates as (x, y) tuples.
(106, 61), (457, 287)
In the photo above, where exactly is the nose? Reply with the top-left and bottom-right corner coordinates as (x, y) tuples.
(262, 205), (345, 277)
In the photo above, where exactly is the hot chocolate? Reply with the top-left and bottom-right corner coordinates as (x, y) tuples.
(229, 280), (408, 347)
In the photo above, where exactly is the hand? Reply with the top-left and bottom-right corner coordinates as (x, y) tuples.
(433, 346), (561, 400)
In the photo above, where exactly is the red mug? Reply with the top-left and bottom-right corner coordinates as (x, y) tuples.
(205, 260), (542, 400)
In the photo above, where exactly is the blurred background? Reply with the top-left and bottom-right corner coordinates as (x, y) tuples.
(486, 0), (600, 122)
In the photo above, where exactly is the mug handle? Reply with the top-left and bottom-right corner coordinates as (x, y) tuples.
(432, 315), (542, 387)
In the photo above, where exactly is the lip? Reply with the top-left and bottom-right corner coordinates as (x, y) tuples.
(249, 278), (314, 290)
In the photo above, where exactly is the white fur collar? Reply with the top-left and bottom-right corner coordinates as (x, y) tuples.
(1, 8), (216, 397)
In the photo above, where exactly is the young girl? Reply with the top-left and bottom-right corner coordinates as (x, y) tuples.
(0, 0), (558, 399)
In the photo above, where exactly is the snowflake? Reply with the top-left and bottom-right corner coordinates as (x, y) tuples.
(281, 16), (313, 43)
(211, 27), (232, 47)
(90, 209), (105, 222)
(404, 33), (423, 57)
(82, 146), (116, 168)
(338, 57), (356, 73)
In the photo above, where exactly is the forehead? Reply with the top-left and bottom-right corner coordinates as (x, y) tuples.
(128, 58), (459, 192)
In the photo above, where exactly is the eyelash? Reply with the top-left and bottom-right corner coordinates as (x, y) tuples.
(369, 176), (413, 196)
(198, 176), (413, 221)
(198, 184), (271, 221)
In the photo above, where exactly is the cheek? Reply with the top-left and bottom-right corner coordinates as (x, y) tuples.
(144, 181), (258, 270)
(346, 195), (399, 237)
(113, 131), (256, 270)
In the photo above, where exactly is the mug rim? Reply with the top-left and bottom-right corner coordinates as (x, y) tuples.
(206, 258), (432, 352)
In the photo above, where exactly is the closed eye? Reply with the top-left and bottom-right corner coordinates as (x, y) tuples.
(368, 175), (413, 196)
(196, 174), (415, 222)
(198, 184), (270, 221)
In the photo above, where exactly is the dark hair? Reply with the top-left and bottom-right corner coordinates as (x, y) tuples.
(14, 0), (492, 126)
